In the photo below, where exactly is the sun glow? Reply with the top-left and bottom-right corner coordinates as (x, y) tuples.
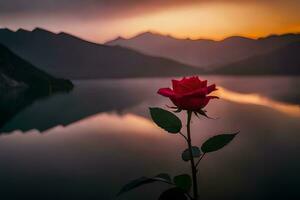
(99, 2), (300, 42)
(2, 1), (300, 43)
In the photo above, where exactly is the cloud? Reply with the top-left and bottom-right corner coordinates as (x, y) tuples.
(1, 0), (296, 19)
(0, 0), (193, 18)
(1, 0), (299, 43)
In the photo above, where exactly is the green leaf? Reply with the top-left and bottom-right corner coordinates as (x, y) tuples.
(153, 173), (172, 183)
(149, 107), (182, 133)
(201, 133), (238, 153)
(173, 174), (192, 191)
(181, 146), (201, 161)
(159, 187), (188, 200)
(117, 173), (172, 196)
(117, 177), (155, 196)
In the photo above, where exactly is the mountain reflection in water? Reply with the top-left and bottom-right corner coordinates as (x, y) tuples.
(0, 77), (299, 200)
(44, 113), (160, 136)
(1, 77), (299, 133)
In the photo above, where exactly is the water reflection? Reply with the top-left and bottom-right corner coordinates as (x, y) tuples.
(44, 113), (160, 136)
(0, 80), (150, 133)
(1, 77), (299, 133)
(0, 77), (299, 199)
(216, 87), (300, 117)
(0, 88), (65, 129)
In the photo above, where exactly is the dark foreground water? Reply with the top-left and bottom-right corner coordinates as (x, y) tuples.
(0, 76), (300, 200)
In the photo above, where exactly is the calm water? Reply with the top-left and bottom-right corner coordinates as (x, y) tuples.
(0, 76), (300, 200)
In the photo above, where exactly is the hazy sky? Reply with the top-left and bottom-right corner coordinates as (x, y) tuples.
(2, 0), (300, 43)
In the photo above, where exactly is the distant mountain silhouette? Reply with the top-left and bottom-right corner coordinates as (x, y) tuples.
(0, 28), (201, 79)
(211, 42), (300, 75)
(0, 43), (73, 129)
(106, 32), (300, 69)
(0, 43), (73, 91)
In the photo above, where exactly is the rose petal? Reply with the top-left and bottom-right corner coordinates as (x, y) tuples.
(180, 76), (202, 90)
(197, 96), (216, 109)
(172, 80), (181, 91)
(181, 88), (207, 97)
(206, 84), (217, 94)
(171, 94), (219, 110)
(172, 79), (190, 93)
(157, 88), (175, 97)
(200, 80), (207, 87)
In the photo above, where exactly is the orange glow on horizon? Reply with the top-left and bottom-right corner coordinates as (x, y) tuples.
(4, 1), (300, 43)
(93, 2), (300, 43)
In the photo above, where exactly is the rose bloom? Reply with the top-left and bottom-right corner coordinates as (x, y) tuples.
(158, 76), (218, 111)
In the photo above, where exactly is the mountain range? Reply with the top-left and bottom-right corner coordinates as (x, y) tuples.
(0, 43), (73, 91)
(0, 28), (200, 79)
(213, 41), (300, 75)
(0, 43), (73, 129)
(1, 28), (299, 78)
(107, 32), (300, 71)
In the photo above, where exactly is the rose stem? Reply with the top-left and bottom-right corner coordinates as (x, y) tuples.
(186, 110), (199, 200)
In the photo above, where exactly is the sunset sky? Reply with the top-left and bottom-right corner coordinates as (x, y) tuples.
(2, 0), (300, 43)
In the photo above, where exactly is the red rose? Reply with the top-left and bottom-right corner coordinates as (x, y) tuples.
(157, 76), (218, 111)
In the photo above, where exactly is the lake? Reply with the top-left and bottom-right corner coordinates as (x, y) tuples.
(0, 76), (300, 200)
